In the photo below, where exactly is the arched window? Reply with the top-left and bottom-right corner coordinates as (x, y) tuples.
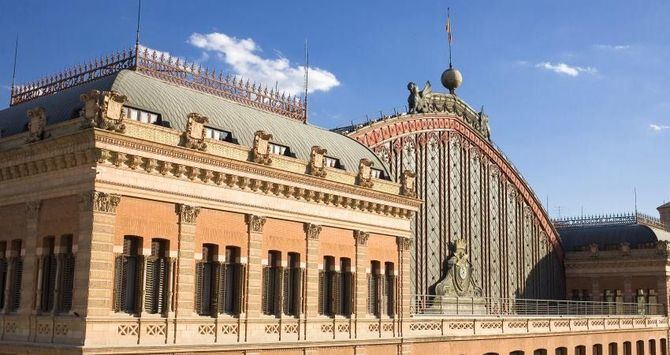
(385, 262), (396, 317)
(534, 349), (547, 355)
(609, 342), (619, 355)
(282, 252), (303, 317)
(660, 339), (667, 355)
(262, 250), (282, 316)
(637, 340), (645, 355)
(144, 238), (171, 315)
(575, 345), (587, 355)
(484, 353), (500, 355)
(510, 351), (525, 355)
(57, 235), (75, 314)
(649, 340), (658, 355)
(368, 260), (382, 317)
(555, 347), (568, 355)
(114, 236), (143, 314)
(593, 344), (603, 355)
(624, 341), (632, 355)
(38, 236), (57, 313)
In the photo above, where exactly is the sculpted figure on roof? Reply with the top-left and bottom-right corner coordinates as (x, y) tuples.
(407, 81), (432, 114)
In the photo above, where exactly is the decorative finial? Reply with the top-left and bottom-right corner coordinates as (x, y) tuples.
(441, 8), (462, 94)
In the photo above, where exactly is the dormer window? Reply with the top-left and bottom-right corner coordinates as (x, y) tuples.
(204, 127), (232, 142)
(371, 168), (383, 179)
(123, 107), (160, 124)
(269, 143), (290, 156)
(324, 156), (341, 169)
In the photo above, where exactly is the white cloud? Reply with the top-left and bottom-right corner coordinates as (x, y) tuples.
(535, 62), (597, 77)
(595, 44), (630, 51)
(188, 32), (340, 96)
(649, 124), (670, 132)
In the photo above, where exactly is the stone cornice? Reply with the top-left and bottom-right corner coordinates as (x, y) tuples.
(346, 114), (562, 259)
(93, 133), (418, 220)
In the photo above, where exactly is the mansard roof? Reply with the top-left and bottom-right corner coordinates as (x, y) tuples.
(556, 213), (670, 251)
(0, 49), (387, 176)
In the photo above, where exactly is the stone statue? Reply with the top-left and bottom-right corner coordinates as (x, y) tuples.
(435, 239), (481, 297)
(478, 108), (491, 140)
(407, 81), (432, 114)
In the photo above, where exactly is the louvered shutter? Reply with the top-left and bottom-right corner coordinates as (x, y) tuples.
(217, 262), (228, 314)
(0, 258), (7, 310)
(275, 266), (284, 316)
(156, 257), (168, 314)
(195, 262), (204, 314)
(378, 274), (385, 317)
(59, 253), (75, 313)
(144, 257), (156, 313)
(293, 268), (303, 317)
(330, 272), (342, 315)
(41, 254), (57, 312)
(366, 273), (372, 315)
(261, 266), (270, 315)
(133, 255), (144, 314)
(347, 272), (355, 316)
(9, 257), (23, 312)
(234, 263), (246, 315)
(387, 275), (396, 317)
(318, 271), (325, 315)
(113, 255), (123, 312)
(282, 267), (291, 315)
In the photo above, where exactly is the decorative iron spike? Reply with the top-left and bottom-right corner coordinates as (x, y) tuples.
(225, 73), (231, 83)
(218, 73), (223, 81)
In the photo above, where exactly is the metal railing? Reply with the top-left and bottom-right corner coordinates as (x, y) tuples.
(411, 295), (666, 317)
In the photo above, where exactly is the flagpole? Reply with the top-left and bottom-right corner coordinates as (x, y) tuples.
(447, 7), (452, 68)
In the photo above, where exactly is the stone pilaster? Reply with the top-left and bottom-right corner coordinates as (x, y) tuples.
(77, 191), (120, 317)
(175, 204), (200, 317)
(353, 230), (369, 337)
(304, 223), (322, 338)
(396, 236), (412, 335)
(623, 275), (632, 302)
(244, 214), (266, 339)
(18, 201), (40, 315)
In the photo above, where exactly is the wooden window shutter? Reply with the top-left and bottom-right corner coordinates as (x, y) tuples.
(113, 255), (123, 312)
(261, 266), (271, 315)
(234, 263), (246, 315)
(282, 267), (291, 315)
(59, 253), (75, 313)
(275, 266), (284, 316)
(332, 271), (341, 316)
(156, 256), (169, 314)
(347, 272), (355, 317)
(217, 262), (228, 315)
(318, 270), (325, 315)
(194, 261), (205, 315)
(144, 256), (156, 313)
(386, 274), (396, 317)
(378, 274), (385, 317)
(0, 258), (7, 310)
(9, 257), (23, 312)
(133, 255), (144, 314)
(293, 268), (303, 317)
(40, 254), (57, 312)
(366, 273), (372, 315)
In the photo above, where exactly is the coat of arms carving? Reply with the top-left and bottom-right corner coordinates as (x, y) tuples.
(182, 112), (208, 151)
(357, 158), (374, 188)
(435, 239), (481, 297)
(80, 90), (127, 133)
(252, 131), (273, 165)
(308, 146), (327, 177)
(26, 107), (47, 143)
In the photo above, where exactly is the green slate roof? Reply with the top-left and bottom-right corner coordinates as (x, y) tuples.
(0, 70), (387, 175)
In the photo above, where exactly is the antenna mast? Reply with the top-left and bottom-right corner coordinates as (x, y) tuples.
(303, 40), (309, 123)
(447, 7), (453, 68)
(10, 35), (18, 105)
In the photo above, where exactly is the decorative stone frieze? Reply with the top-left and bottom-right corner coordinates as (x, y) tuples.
(81, 191), (121, 213)
(177, 204), (200, 224)
(246, 214), (266, 233)
(400, 170), (416, 197)
(354, 230), (369, 246)
(305, 223), (322, 240)
(25, 200), (42, 219)
(356, 158), (374, 188)
(26, 107), (47, 143)
(396, 236), (412, 251)
(91, 144), (417, 219)
(181, 112), (208, 151)
(308, 146), (327, 177)
(80, 90), (127, 133)
(252, 130), (273, 165)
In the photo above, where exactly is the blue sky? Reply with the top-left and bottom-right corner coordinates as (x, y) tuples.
(1, 0), (668, 217)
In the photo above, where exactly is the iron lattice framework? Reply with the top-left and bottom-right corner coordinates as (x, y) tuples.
(553, 212), (668, 231)
(345, 112), (564, 299)
(10, 46), (306, 122)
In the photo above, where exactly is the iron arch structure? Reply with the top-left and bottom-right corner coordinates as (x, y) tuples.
(338, 93), (564, 299)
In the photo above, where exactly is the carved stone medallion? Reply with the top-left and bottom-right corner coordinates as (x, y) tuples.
(356, 158), (374, 188)
(182, 112), (208, 151)
(80, 90), (127, 133)
(252, 131), (273, 165)
(400, 170), (416, 197)
(26, 107), (47, 143)
(435, 239), (481, 297)
(308, 146), (327, 177)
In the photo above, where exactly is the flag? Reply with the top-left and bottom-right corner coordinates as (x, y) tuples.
(446, 10), (452, 44)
